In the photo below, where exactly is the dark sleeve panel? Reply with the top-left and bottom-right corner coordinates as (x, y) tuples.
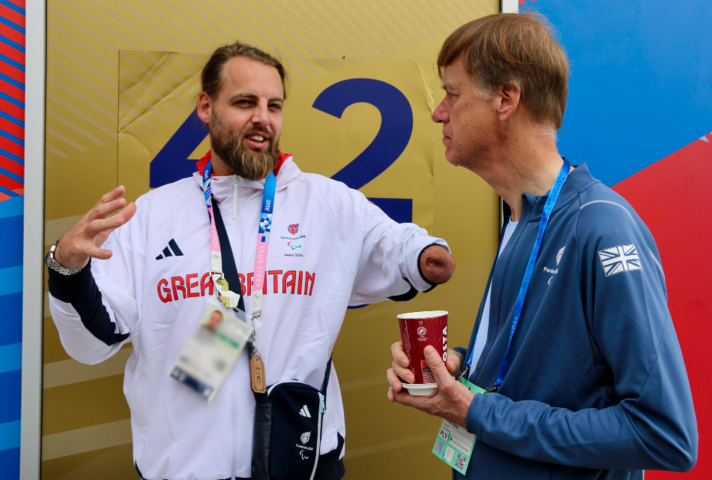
(48, 260), (129, 346)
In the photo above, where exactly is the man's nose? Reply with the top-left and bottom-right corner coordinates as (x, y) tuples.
(432, 101), (448, 123)
(252, 103), (270, 126)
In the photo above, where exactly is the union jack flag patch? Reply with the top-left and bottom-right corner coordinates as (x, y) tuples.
(598, 244), (642, 277)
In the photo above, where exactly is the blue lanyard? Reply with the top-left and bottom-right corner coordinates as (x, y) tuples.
(464, 159), (570, 391)
(202, 159), (277, 319)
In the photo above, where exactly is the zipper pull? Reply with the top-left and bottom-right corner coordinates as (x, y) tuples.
(232, 175), (238, 220)
(319, 393), (326, 413)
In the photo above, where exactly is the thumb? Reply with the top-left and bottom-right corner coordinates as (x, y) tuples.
(424, 346), (449, 384)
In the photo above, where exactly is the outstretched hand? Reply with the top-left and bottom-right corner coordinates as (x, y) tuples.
(53, 186), (137, 270)
(387, 345), (474, 428)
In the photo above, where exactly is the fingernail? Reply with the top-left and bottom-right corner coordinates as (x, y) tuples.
(424, 346), (436, 358)
(400, 359), (408, 367)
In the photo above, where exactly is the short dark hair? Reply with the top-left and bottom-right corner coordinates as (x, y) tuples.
(438, 13), (569, 129)
(201, 41), (288, 100)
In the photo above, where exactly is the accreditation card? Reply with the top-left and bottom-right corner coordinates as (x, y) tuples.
(169, 303), (252, 402)
(432, 377), (485, 475)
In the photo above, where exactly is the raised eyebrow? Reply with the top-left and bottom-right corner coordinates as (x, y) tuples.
(268, 97), (284, 104)
(229, 93), (258, 102)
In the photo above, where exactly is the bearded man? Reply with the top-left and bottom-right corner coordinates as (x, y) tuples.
(46, 42), (455, 480)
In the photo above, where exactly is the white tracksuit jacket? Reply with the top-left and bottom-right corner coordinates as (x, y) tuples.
(48, 155), (448, 480)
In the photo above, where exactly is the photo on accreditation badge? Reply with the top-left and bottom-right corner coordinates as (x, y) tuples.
(169, 304), (252, 402)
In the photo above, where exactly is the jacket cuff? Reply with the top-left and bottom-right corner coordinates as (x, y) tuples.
(453, 347), (467, 369)
(388, 278), (419, 302)
(417, 243), (451, 292)
(48, 259), (94, 301)
(466, 389), (491, 435)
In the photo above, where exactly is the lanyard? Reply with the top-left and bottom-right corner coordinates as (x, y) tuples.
(463, 159), (570, 391)
(202, 160), (276, 319)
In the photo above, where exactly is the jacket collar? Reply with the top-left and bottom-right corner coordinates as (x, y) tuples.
(520, 162), (599, 223)
(196, 150), (291, 177)
(193, 150), (302, 200)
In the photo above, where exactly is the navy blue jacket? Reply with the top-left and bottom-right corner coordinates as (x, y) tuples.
(456, 164), (697, 479)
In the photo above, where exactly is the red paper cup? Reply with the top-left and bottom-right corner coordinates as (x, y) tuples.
(397, 311), (448, 396)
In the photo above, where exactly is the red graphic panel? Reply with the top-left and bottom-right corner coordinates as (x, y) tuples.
(614, 134), (712, 478)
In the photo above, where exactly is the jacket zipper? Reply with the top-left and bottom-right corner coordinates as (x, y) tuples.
(232, 174), (238, 479)
(231, 395), (237, 479)
(233, 175), (238, 220)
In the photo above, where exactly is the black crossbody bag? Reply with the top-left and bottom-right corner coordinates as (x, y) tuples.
(211, 200), (333, 480)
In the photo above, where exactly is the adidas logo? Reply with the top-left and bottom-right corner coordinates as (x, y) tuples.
(156, 239), (184, 260)
(299, 405), (311, 418)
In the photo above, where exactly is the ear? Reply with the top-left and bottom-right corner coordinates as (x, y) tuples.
(196, 91), (212, 124)
(496, 80), (522, 122)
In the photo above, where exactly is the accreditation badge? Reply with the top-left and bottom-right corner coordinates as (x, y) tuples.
(432, 377), (485, 475)
(169, 303), (253, 402)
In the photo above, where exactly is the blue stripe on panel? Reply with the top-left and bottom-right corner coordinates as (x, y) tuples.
(0, 148), (22, 164)
(0, 53), (24, 72)
(0, 447), (19, 478)
(0, 0), (25, 15)
(0, 91), (23, 108)
(0, 342), (21, 374)
(0, 72), (24, 90)
(524, 0), (712, 186)
(0, 370), (20, 424)
(0, 33), (24, 53)
(0, 195), (21, 218)
(0, 128), (23, 147)
(0, 214), (22, 269)
(0, 16), (25, 35)
(0, 166), (22, 183)
(0, 184), (19, 197)
(0, 265), (21, 295)
(0, 420), (20, 452)
(0, 110), (24, 127)
(0, 293), (21, 347)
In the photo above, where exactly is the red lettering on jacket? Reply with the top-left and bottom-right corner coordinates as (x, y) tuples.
(269, 270), (283, 294)
(305, 272), (316, 296)
(186, 273), (200, 298)
(283, 270), (296, 294)
(158, 279), (172, 303)
(238, 273), (246, 296)
(171, 276), (186, 300)
(201, 273), (213, 296)
(157, 271), (316, 302)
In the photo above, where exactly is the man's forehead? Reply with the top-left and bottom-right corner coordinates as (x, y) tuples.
(440, 58), (470, 88)
(219, 56), (284, 98)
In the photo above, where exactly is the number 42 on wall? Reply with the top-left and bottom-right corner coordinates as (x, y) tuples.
(150, 79), (414, 223)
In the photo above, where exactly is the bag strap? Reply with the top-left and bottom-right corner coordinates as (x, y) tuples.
(212, 195), (333, 401)
(210, 199), (246, 313)
(320, 356), (333, 395)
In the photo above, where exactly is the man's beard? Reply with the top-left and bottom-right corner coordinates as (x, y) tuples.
(209, 111), (279, 181)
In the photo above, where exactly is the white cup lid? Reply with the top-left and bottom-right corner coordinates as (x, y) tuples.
(397, 310), (448, 320)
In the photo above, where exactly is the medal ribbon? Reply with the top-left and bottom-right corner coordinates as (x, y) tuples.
(202, 160), (276, 316)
